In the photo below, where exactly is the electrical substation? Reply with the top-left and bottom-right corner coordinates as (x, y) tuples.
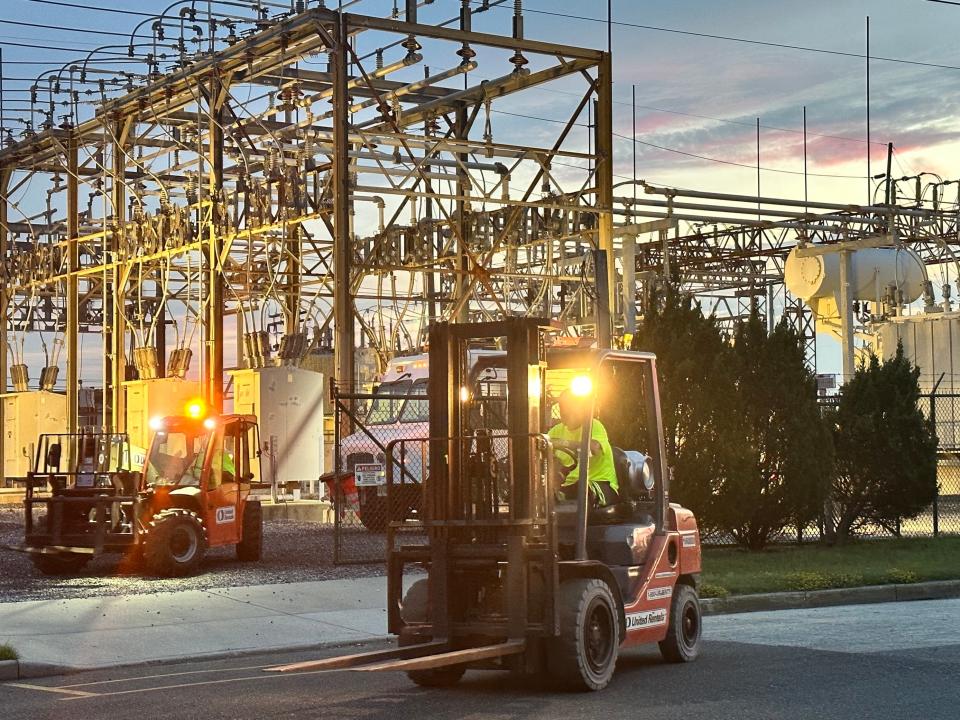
(2, 0), (960, 495)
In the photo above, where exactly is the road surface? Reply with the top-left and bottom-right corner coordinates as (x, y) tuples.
(4, 598), (959, 720)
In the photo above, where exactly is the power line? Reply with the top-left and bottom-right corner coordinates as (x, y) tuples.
(494, 108), (866, 180)
(610, 129), (865, 180)
(0, 18), (151, 39)
(542, 87), (889, 147)
(476, 2), (960, 73)
(0, 39), (135, 54)
(20, 0), (157, 18)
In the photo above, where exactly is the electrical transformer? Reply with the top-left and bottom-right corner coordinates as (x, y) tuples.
(2, 390), (67, 483)
(124, 377), (202, 455)
(230, 366), (325, 494)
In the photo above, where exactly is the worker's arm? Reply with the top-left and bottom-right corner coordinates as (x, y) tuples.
(552, 435), (601, 455)
(589, 420), (611, 458)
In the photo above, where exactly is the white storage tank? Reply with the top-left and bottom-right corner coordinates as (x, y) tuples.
(785, 246), (927, 304)
(2, 390), (68, 481)
(230, 366), (325, 493)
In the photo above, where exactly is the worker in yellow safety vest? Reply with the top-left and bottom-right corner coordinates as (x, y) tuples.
(547, 389), (619, 507)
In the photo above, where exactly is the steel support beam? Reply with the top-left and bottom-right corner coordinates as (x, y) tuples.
(0, 167), (9, 481)
(107, 118), (131, 432)
(205, 72), (227, 413)
(838, 249), (855, 382)
(454, 104), (470, 323)
(66, 135), (79, 433)
(332, 14), (355, 394)
(595, 52), (615, 346)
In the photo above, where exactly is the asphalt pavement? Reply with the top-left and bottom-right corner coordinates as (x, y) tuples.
(3, 598), (959, 720)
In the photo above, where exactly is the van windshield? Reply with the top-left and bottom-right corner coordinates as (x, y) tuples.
(398, 380), (428, 423)
(366, 380), (412, 425)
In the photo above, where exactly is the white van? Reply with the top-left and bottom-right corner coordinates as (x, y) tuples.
(339, 350), (507, 531)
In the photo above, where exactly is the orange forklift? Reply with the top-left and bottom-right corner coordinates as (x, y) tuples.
(268, 318), (702, 690)
(15, 401), (262, 577)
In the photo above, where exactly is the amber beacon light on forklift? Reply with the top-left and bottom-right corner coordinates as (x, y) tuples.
(12, 399), (264, 578)
(268, 318), (702, 691)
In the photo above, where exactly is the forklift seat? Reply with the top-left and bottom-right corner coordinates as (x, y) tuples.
(613, 448), (653, 501)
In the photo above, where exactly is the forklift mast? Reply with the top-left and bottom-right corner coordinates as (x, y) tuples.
(426, 319), (549, 524)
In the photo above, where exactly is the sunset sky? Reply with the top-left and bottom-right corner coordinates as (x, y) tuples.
(4, 1), (956, 201)
(3, 0), (958, 381)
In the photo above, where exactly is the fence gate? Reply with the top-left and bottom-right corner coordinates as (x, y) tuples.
(331, 384), (427, 564)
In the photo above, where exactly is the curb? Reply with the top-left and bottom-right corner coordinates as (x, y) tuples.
(5, 637), (393, 681)
(0, 659), (18, 680)
(701, 579), (960, 615)
(7, 580), (960, 681)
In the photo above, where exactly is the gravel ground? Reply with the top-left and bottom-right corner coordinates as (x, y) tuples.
(0, 507), (385, 603)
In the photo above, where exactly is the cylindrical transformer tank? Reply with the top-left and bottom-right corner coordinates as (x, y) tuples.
(785, 246), (927, 304)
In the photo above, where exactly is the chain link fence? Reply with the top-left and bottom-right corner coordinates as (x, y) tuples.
(694, 392), (960, 546)
(750, 391), (960, 545)
(920, 392), (960, 536)
(325, 385), (960, 556)
(330, 384), (427, 564)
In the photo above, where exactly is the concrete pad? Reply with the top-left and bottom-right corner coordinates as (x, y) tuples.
(0, 576), (390, 670)
(0, 489), (24, 506)
(260, 501), (334, 523)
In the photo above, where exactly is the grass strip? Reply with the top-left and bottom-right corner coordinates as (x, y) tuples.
(702, 537), (960, 598)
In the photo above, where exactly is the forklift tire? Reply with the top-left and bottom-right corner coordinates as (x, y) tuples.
(548, 579), (619, 691)
(31, 552), (90, 576)
(237, 501), (263, 561)
(658, 583), (702, 663)
(399, 580), (466, 687)
(400, 578), (429, 623)
(143, 509), (207, 577)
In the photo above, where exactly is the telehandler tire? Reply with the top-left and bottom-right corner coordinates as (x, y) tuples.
(143, 509), (207, 577)
(31, 552), (90, 576)
(399, 579), (466, 688)
(237, 500), (263, 561)
(548, 578), (619, 691)
(658, 583), (702, 663)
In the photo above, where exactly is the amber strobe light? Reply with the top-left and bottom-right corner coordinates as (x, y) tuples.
(185, 399), (206, 419)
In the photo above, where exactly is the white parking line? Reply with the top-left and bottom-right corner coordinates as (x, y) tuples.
(60, 667), (340, 701)
(5, 682), (99, 698)
(60, 662), (274, 688)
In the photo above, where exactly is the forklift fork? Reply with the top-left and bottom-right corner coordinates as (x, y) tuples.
(265, 640), (524, 674)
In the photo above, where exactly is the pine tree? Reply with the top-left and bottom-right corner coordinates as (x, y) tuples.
(632, 285), (730, 533)
(831, 345), (938, 541)
(711, 311), (832, 549)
